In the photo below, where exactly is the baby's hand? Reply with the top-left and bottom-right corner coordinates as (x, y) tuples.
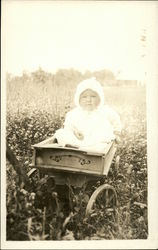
(114, 131), (121, 144)
(73, 128), (84, 140)
(115, 135), (121, 144)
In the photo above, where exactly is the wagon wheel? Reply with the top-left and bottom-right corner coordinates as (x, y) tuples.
(86, 184), (118, 217)
(27, 167), (42, 180)
(27, 168), (49, 190)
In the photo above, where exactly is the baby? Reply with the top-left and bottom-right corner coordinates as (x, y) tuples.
(54, 77), (122, 152)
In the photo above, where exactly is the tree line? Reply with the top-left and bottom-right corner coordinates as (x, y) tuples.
(6, 67), (140, 87)
(6, 68), (116, 86)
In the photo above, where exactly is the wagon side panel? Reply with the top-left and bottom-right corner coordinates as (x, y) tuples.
(34, 148), (104, 175)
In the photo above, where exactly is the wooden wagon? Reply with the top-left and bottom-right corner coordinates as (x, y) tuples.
(29, 137), (119, 216)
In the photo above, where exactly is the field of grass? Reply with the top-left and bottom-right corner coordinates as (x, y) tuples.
(6, 78), (147, 240)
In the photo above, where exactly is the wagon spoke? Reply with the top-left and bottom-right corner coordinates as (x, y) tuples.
(86, 184), (117, 217)
(108, 191), (115, 207)
(105, 189), (109, 208)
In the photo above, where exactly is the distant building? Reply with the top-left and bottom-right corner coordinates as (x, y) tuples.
(115, 71), (146, 86)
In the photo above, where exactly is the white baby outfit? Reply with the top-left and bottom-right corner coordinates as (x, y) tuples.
(55, 78), (122, 151)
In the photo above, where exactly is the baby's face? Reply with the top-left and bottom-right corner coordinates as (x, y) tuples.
(79, 89), (100, 111)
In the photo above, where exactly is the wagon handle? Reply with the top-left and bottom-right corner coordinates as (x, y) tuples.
(6, 143), (30, 188)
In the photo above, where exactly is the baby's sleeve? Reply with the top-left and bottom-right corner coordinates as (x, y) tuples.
(106, 106), (122, 133)
(64, 110), (75, 130)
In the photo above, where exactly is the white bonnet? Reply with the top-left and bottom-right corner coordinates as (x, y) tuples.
(74, 77), (104, 107)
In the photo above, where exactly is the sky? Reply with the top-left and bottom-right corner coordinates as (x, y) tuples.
(2, 1), (158, 79)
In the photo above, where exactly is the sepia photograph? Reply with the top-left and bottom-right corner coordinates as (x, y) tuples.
(1, 0), (158, 249)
